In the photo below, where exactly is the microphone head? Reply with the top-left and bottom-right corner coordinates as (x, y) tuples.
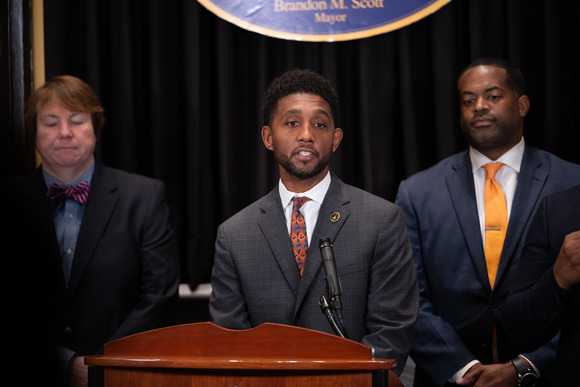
(319, 237), (332, 249)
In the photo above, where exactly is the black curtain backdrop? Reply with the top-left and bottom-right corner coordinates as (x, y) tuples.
(42, 0), (580, 289)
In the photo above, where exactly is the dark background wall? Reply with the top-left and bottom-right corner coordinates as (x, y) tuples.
(4, 0), (580, 289)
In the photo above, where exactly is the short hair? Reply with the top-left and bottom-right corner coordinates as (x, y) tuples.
(262, 68), (341, 127)
(24, 75), (106, 140)
(457, 57), (527, 97)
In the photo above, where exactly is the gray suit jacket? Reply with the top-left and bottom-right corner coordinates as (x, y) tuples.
(209, 175), (419, 375)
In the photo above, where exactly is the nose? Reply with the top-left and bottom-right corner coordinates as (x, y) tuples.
(474, 96), (489, 112)
(58, 123), (74, 138)
(297, 122), (314, 142)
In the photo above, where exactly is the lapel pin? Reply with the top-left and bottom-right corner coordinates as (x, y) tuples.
(330, 212), (340, 222)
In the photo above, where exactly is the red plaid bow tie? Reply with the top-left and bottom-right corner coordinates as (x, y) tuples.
(46, 181), (90, 209)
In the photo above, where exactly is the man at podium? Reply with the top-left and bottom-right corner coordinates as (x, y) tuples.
(209, 68), (419, 376)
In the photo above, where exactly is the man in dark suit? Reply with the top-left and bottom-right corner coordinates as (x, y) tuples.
(395, 58), (580, 386)
(502, 184), (580, 386)
(209, 68), (419, 376)
(1, 75), (180, 386)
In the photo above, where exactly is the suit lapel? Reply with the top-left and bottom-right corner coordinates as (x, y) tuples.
(446, 152), (491, 292)
(295, 177), (349, 318)
(256, 177), (350, 321)
(495, 147), (547, 288)
(68, 164), (118, 295)
(257, 188), (302, 296)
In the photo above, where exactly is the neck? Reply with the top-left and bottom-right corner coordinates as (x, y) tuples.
(43, 157), (94, 185)
(280, 168), (328, 193)
(476, 136), (523, 161)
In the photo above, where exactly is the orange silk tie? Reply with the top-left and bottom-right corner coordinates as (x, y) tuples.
(483, 162), (507, 289)
(290, 196), (311, 276)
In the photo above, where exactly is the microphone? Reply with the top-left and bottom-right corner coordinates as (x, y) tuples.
(319, 290), (345, 338)
(319, 237), (347, 337)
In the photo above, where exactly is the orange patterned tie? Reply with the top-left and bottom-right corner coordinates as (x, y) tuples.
(483, 163), (507, 289)
(290, 196), (311, 276)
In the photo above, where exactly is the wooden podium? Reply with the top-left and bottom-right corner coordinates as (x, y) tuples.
(85, 322), (402, 386)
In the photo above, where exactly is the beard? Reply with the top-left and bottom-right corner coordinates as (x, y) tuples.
(462, 126), (505, 150)
(460, 118), (521, 153)
(274, 148), (331, 180)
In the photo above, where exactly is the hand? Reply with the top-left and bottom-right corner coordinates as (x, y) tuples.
(553, 229), (580, 290)
(456, 362), (518, 387)
(67, 355), (88, 387)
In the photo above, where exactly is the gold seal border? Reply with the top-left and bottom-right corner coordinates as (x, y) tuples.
(197, 0), (451, 42)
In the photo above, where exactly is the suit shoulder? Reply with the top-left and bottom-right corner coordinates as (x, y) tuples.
(337, 181), (403, 218)
(95, 166), (170, 208)
(341, 181), (394, 205)
(399, 152), (466, 188)
(528, 147), (580, 172)
(524, 147), (580, 192)
(219, 190), (277, 228)
(103, 166), (165, 188)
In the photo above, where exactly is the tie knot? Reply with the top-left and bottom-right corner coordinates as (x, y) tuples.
(292, 196), (311, 210)
(46, 181), (91, 209)
(484, 162), (504, 180)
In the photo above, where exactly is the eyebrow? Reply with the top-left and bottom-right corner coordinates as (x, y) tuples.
(282, 108), (331, 119)
(40, 111), (84, 118)
(462, 86), (503, 96)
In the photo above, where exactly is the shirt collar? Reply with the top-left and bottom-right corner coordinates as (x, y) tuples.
(279, 171), (331, 209)
(469, 137), (525, 174)
(42, 161), (95, 187)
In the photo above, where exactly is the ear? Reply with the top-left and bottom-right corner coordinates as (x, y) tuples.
(261, 126), (274, 151)
(518, 95), (530, 118)
(332, 128), (343, 152)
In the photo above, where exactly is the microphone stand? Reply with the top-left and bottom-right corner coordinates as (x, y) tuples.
(319, 288), (346, 338)
(318, 237), (349, 339)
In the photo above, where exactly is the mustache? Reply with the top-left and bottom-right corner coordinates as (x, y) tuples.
(472, 113), (496, 121)
(470, 114), (496, 126)
(291, 146), (318, 156)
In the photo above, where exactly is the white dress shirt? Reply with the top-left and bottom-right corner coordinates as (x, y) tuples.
(451, 137), (538, 381)
(471, 137), (524, 244)
(279, 172), (331, 244)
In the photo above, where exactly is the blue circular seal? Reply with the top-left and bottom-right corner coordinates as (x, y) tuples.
(198, 0), (451, 41)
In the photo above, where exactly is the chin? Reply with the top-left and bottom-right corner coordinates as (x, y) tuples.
(467, 131), (504, 148)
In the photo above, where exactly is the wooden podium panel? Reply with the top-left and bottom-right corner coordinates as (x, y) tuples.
(97, 368), (375, 386)
(85, 322), (401, 387)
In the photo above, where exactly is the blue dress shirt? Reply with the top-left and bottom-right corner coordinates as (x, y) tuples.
(43, 163), (94, 285)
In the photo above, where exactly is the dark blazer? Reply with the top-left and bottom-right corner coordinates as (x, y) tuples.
(1, 162), (180, 383)
(209, 175), (419, 375)
(502, 184), (580, 386)
(395, 145), (580, 386)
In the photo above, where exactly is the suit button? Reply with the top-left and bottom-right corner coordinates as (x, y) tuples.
(64, 327), (73, 334)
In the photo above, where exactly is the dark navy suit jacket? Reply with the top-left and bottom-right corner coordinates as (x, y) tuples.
(503, 184), (580, 386)
(395, 145), (580, 386)
(1, 162), (180, 385)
